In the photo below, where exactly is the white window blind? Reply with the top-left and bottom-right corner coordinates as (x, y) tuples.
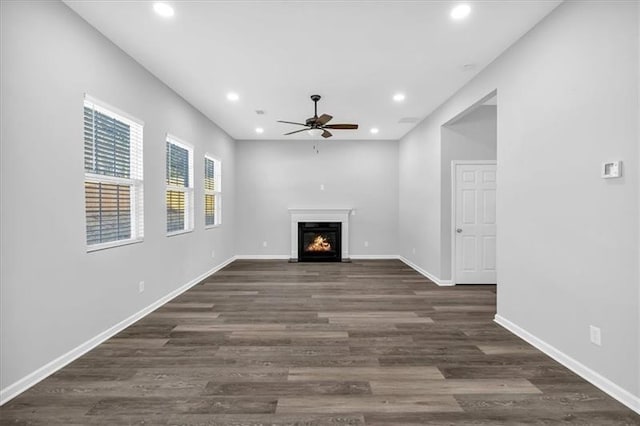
(84, 96), (144, 250)
(166, 135), (194, 234)
(204, 156), (222, 227)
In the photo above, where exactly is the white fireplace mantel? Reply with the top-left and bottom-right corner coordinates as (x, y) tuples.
(289, 208), (352, 260)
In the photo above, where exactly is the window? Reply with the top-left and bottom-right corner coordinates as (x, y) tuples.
(166, 135), (194, 234)
(204, 156), (222, 227)
(84, 96), (143, 250)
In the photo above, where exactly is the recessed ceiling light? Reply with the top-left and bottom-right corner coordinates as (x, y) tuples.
(226, 92), (239, 102)
(451, 4), (471, 20)
(153, 2), (174, 18)
(393, 93), (406, 102)
(255, 127), (264, 134)
(370, 128), (379, 134)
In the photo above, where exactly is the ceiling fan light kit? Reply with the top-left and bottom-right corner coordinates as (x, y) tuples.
(278, 95), (359, 139)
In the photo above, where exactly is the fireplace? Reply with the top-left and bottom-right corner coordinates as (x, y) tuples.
(289, 208), (351, 261)
(298, 222), (342, 262)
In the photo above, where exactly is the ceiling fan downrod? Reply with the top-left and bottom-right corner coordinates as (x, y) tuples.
(310, 94), (321, 120)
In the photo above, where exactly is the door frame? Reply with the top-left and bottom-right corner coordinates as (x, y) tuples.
(451, 160), (497, 285)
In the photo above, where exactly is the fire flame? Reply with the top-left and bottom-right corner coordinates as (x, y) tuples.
(306, 234), (332, 252)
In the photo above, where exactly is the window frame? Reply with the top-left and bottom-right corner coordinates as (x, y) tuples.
(84, 95), (144, 252)
(204, 155), (222, 229)
(165, 134), (194, 236)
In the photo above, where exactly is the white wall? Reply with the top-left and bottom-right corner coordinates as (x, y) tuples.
(398, 114), (443, 277)
(440, 105), (497, 280)
(0, 1), (236, 394)
(638, 1), (640, 398)
(235, 139), (398, 257)
(399, 0), (639, 400)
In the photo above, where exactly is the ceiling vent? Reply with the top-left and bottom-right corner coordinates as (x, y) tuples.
(398, 117), (420, 124)
(255, 110), (265, 115)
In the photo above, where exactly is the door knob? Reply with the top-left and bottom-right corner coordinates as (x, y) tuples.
(456, 228), (463, 233)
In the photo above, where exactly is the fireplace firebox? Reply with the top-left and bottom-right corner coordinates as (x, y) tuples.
(297, 222), (342, 262)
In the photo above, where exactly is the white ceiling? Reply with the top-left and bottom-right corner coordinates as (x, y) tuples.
(63, 1), (561, 141)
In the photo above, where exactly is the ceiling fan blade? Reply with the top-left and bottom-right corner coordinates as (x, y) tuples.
(284, 128), (310, 136)
(323, 124), (359, 130)
(277, 120), (307, 126)
(316, 114), (333, 125)
(322, 130), (332, 138)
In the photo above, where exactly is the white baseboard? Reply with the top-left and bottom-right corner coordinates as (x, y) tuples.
(234, 254), (290, 260)
(350, 254), (399, 260)
(235, 254), (398, 261)
(494, 314), (640, 415)
(398, 256), (454, 286)
(0, 256), (236, 406)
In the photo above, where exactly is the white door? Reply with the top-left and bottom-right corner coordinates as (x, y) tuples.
(454, 163), (497, 284)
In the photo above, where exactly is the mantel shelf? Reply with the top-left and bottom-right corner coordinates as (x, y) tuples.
(288, 208), (352, 214)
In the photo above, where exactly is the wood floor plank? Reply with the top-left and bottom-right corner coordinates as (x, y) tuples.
(2, 259), (637, 425)
(228, 356), (381, 368)
(163, 302), (215, 309)
(346, 336), (415, 347)
(454, 392), (633, 413)
(229, 330), (349, 339)
(24, 377), (206, 398)
(311, 294), (431, 300)
(477, 343), (540, 355)
(204, 381), (372, 396)
(86, 396), (277, 415)
(369, 378), (542, 395)
(164, 413), (366, 426)
(288, 367), (445, 381)
(275, 395), (463, 414)
(328, 317), (434, 325)
(195, 291), (259, 296)
(101, 338), (170, 348)
(318, 311), (420, 318)
(132, 367), (289, 383)
(215, 345), (351, 358)
(172, 324), (286, 332)
(147, 312), (221, 319)
(432, 305), (496, 312)
(364, 411), (640, 426)
(350, 345), (484, 357)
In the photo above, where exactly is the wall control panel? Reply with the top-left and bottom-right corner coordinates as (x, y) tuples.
(602, 161), (622, 178)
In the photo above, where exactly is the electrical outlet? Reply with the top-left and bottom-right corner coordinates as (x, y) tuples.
(412, 247), (416, 255)
(320, 184), (325, 191)
(211, 250), (215, 259)
(138, 281), (145, 294)
(263, 241), (268, 247)
(364, 241), (369, 247)
(590, 325), (601, 346)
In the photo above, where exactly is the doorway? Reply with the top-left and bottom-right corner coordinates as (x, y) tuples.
(452, 161), (497, 284)
(440, 91), (497, 284)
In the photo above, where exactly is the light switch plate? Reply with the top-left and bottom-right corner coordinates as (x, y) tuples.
(602, 161), (621, 178)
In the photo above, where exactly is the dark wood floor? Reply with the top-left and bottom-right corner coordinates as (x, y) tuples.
(1, 260), (638, 425)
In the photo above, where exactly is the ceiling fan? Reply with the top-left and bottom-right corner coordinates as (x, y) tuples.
(278, 95), (358, 138)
